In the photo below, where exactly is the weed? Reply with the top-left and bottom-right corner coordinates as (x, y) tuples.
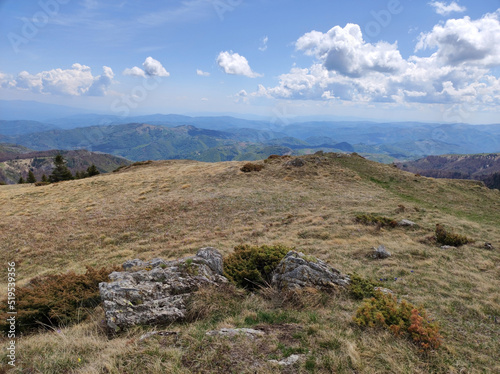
(355, 213), (398, 228)
(240, 163), (264, 173)
(348, 273), (381, 300)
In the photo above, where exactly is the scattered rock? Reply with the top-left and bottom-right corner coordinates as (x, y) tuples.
(206, 328), (265, 338)
(372, 245), (391, 259)
(99, 247), (227, 332)
(484, 242), (494, 250)
(269, 354), (304, 366)
(398, 219), (416, 227)
(440, 245), (456, 250)
(271, 251), (350, 291)
(285, 158), (305, 167)
(138, 331), (178, 341)
(374, 287), (394, 295)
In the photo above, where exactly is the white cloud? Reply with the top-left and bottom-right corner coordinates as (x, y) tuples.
(123, 66), (146, 77)
(254, 14), (500, 107)
(217, 51), (262, 78)
(123, 57), (170, 78)
(196, 69), (210, 77)
(259, 36), (268, 52)
(234, 89), (249, 103)
(143, 57), (170, 77)
(4, 64), (114, 96)
(429, 1), (466, 16)
(296, 23), (405, 77)
(416, 12), (500, 67)
(201, 97), (209, 101)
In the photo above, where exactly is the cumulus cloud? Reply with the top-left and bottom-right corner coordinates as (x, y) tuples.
(416, 12), (500, 66)
(217, 51), (262, 78)
(234, 89), (249, 103)
(429, 1), (466, 16)
(196, 69), (210, 76)
(254, 14), (500, 107)
(296, 23), (405, 77)
(123, 66), (146, 77)
(123, 57), (170, 78)
(4, 64), (114, 96)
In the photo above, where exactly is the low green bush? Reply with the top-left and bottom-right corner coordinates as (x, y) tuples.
(354, 292), (442, 351)
(223, 244), (290, 290)
(435, 224), (472, 247)
(355, 213), (397, 228)
(0, 266), (118, 334)
(348, 273), (381, 300)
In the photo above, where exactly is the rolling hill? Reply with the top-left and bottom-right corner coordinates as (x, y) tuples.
(0, 148), (131, 184)
(0, 153), (498, 373)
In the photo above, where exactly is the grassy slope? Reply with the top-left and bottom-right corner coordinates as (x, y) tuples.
(0, 154), (499, 373)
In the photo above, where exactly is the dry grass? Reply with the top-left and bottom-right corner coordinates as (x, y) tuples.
(1, 153), (499, 373)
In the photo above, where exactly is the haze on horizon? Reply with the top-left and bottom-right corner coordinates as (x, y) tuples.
(1, 0), (500, 124)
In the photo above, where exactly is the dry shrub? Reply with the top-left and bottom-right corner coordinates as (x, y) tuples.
(240, 163), (264, 173)
(435, 224), (472, 247)
(0, 266), (118, 334)
(354, 292), (442, 352)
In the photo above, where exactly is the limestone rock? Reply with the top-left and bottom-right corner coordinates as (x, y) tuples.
(271, 251), (349, 291)
(269, 354), (304, 366)
(285, 158), (305, 167)
(99, 247), (226, 331)
(206, 328), (265, 338)
(484, 242), (494, 250)
(398, 219), (416, 227)
(372, 245), (391, 259)
(440, 245), (456, 250)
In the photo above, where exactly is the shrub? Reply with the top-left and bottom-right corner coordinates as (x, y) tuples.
(223, 244), (290, 290)
(354, 292), (442, 351)
(435, 224), (472, 247)
(355, 213), (398, 228)
(34, 181), (51, 187)
(348, 273), (381, 300)
(0, 266), (118, 334)
(240, 162), (264, 173)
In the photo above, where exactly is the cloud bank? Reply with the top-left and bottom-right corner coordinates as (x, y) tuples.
(2, 64), (114, 96)
(254, 12), (500, 107)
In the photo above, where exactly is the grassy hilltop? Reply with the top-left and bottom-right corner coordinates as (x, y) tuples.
(0, 153), (499, 373)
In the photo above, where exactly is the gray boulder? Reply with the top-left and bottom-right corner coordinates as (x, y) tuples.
(99, 247), (226, 332)
(372, 245), (391, 259)
(285, 158), (305, 167)
(398, 219), (416, 227)
(271, 251), (349, 291)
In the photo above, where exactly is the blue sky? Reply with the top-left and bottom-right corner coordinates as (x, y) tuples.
(1, 0), (500, 123)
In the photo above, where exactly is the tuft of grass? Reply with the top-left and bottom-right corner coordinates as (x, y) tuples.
(355, 213), (398, 228)
(240, 162), (264, 173)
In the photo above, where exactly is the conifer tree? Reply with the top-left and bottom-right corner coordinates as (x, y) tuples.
(49, 154), (74, 183)
(27, 170), (37, 183)
(18, 176), (25, 184)
(41, 174), (48, 182)
(86, 164), (100, 177)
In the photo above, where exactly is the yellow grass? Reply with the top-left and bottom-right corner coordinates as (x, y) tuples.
(0, 153), (499, 373)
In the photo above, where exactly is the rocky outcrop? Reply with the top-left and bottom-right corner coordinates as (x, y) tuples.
(99, 247), (226, 331)
(271, 251), (349, 291)
(372, 245), (391, 259)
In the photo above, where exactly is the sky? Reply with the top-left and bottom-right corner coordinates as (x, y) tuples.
(0, 0), (500, 124)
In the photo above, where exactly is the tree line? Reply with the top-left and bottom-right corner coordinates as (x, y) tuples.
(18, 153), (99, 184)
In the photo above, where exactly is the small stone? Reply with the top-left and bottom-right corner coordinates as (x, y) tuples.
(373, 245), (391, 259)
(398, 219), (416, 227)
(484, 242), (494, 250)
(269, 354), (304, 366)
(440, 245), (456, 250)
(206, 328), (265, 338)
(374, 287), (394, 295)
(285, 158), (305, 167)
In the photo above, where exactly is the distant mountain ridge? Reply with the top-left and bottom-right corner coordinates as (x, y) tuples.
(397, 153), (500, 189)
